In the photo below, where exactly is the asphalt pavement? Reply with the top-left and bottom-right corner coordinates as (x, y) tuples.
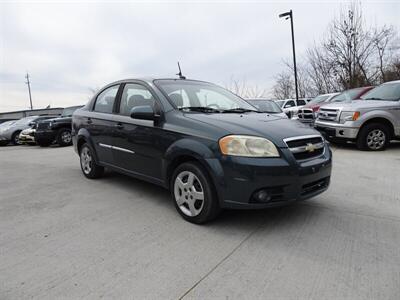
(0, 143), (399, 299)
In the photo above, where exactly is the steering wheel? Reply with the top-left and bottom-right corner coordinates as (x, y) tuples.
(207, 104), (221, 110)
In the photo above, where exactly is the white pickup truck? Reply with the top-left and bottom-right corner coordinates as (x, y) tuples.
(315, 80), (400, 151)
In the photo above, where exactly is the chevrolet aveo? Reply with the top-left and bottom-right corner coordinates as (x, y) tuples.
(72, 78), (332, 223)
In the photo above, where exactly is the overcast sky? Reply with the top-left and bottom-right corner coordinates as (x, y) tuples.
(0, 0), (399, 112)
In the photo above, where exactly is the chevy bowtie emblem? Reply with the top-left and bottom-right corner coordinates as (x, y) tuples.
(305, 143), (316, 152)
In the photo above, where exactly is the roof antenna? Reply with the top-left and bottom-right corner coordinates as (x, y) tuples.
(176, 62), (186, 79)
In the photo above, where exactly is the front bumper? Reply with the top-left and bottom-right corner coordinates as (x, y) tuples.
(35, 130), (57, 144)
(210, 145), (332, 209)
(19, 133), (35, 143)
(315, 120), (359, 139)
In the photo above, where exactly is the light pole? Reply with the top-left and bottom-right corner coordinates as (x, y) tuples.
(279, 10), (299, 102)
(25, 73), (33, 110)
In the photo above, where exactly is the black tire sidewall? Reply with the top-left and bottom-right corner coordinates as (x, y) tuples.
(170, 162), (219, 224)
(57, 128), (72, 146)
(357, 123), (389, 151)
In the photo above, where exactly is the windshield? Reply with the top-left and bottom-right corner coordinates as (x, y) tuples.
(14, 116), (37, 125)
(332, 88), (364, 102)
(155, 80), (257, 112)
(62, 106), (81, 117)
(309, 94), (330, 104)
(246, 100), (282, 113)
(361, 82), (400, 101)
(275, 100), (285, 108)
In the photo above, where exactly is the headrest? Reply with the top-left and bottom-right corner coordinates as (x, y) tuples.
(128, 94), (148, 107)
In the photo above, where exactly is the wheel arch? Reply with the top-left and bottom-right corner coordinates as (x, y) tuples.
(76, 128), (99, 163)
(163, 138), (223, 193)
(359, 117), (395, 139)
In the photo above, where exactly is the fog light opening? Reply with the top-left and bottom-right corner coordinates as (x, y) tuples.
(253, 190), (272, 203)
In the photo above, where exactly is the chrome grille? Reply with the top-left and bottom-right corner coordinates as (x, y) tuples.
(284, 135), (325, 160)
(37, 122), (49, 130)
(317, 108), (339, 122)
(297, 108), (315, 121)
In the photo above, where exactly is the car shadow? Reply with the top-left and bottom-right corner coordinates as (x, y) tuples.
(330, 140), (400, 151)
(100, 170), (325, 230)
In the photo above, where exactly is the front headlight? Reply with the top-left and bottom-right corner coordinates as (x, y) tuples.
(339, 111), (360, 123)
(219, 135), (280, 157)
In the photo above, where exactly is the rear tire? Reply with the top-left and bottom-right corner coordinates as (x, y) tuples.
(11, 131), (21, 145)
(57, 128), (72, 146)
(79, 143), (104, 179)
(356, 123), (389, 151)
(170, 162), (220, 224)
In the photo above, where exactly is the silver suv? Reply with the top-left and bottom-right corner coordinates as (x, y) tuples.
(315, 80), (400, 151)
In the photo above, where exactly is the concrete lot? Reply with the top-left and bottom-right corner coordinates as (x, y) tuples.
(0, 143), (399, 299)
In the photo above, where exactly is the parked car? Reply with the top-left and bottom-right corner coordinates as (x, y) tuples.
(72, 78), (332, 224)
(330, 86), (374, 103)
(0, 120), (17, 145)
(296, 93), (339, 125)
(245, 98), (288, 118)
(35, 105), (83, 147)
(315, 80), (400, 150)
(0, 115), (58, 145)
(19, 127), (36, 145)
(275, 98), (309, 118)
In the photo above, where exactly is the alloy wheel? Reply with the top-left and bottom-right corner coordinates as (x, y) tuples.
(80, 147), (92, 175)
(61, 131), (72, 144)
(174, 171), (205, 217)
(366, 129), (386, 150)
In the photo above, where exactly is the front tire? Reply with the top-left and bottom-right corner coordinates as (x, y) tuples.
(171, 162), (220, 224)
(356, 123), (389, 151)
(57, 128), (72, 146)
(11, 131), (21, 145)
(79, 143), (104, 179)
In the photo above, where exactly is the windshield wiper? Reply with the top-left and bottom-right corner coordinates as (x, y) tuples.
(364, 97), (383, 100)
(179, 106), (220, 113)
(221, 108), (260, 113)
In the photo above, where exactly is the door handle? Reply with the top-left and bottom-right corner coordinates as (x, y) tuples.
(114, 123), (124, 129)
(87, 118), (93, 124)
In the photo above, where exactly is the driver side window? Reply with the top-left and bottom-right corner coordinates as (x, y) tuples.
(119, 83), (155, 116)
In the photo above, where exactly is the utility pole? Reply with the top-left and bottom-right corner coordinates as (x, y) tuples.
(279, 10), (299, 102)
(25, 73), (33, 110)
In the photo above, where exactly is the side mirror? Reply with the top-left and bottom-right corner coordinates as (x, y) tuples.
(130, 105), (155, 121)
(284, 104), (292, 108)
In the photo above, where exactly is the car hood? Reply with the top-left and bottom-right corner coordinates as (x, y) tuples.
(320, 100), (400, 111)
(185, 113), (320, 148)
(40, 116), (72, 123)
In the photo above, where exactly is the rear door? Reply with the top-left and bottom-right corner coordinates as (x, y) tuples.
(111, 82), (164, 181)
(87, 85), (120, 165)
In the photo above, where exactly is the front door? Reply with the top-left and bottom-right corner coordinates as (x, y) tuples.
(111, 83), (164, 181)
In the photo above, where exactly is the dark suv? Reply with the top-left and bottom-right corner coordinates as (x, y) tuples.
(36, 105), (83, 147)
(72, 78), (332, 223)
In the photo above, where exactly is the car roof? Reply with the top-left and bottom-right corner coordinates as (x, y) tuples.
(382, 80), (400, 85)
(105, 77), (213, 86)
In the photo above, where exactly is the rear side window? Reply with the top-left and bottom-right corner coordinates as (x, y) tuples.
(94, 85), (119, 113)
(285, 100), (296, 108)
(119, 83), (155, 116)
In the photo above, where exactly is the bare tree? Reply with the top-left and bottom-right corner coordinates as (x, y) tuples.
(272, 71), (294, 99)
(225, 77), (268, 98)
